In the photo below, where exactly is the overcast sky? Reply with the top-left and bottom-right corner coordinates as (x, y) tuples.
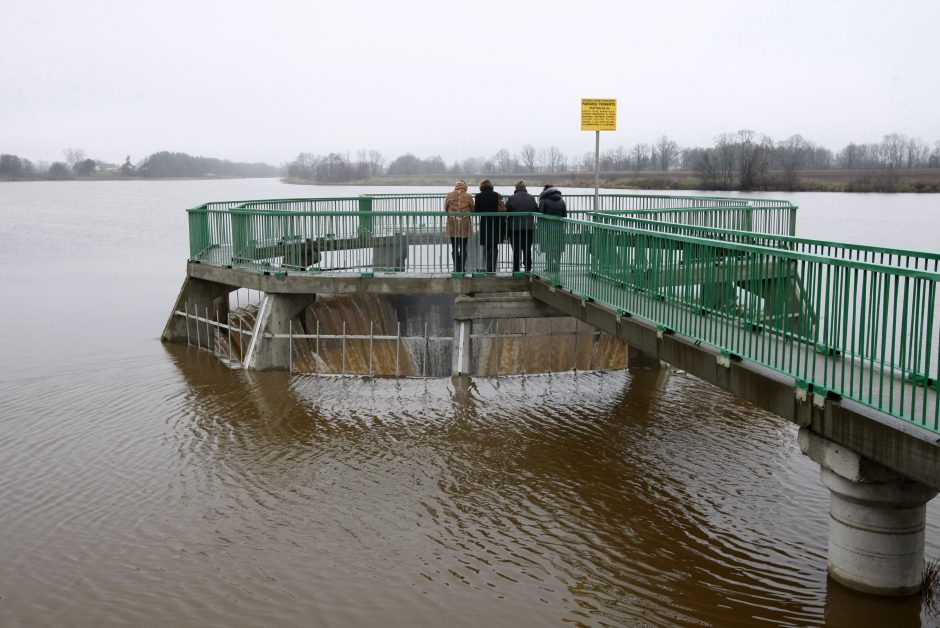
(2, 0), (938, 166)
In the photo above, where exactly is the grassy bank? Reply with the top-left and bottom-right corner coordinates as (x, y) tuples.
(284, 170), (940, 193)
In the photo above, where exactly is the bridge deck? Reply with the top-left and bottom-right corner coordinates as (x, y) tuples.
(555, 268), (939, 428)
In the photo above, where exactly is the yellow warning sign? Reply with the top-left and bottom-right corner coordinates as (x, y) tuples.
(581, 98), (617, 131)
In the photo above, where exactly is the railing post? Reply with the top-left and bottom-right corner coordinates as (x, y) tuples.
(358, 195), (374, 236)
(231, 210), (250, 266)
(188, 208), (211, 261)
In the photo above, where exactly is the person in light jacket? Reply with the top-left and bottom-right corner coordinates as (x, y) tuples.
(445, 180), (474, 273)
(537, 184), (567, 273)
(474, 179), (505, 273)
(505, 180), (537, 272)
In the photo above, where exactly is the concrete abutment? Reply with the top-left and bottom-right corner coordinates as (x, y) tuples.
(161, 276), (237, 348)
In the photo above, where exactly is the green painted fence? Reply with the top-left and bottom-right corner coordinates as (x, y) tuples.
(183, 193), (938, 433)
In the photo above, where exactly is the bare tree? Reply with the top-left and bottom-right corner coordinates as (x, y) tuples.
(460, 156), (484, 174)
(519, 144), (537, 172)
(629, 143), (649, 173)
(367, 150), (385, 176)
(580, 151), (596, 173)
(654, 135), (680, 171)
(544, 145), (566, 174)
(880, 133), (905, 169)
(493, 148), (515, 174)
(736, 129), (772, 190)
(904, 137), (928, 168)
(63, 148), (86, 168)
(691, 144), (732, 190)
(776, 134), (809, 190)
(605, 146), (628, 171)
(930, 141), (940, 168)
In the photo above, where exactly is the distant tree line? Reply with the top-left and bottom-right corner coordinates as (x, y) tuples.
(0, 148), (280, 181)
(287, 132), (940, 191)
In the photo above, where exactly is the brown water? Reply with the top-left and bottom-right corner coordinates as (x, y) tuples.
(2, 180), (940, 626)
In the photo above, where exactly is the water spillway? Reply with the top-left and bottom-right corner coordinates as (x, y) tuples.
(221, 292), (629, 377)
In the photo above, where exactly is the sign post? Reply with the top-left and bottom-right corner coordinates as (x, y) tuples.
(581, 98), (617, 211)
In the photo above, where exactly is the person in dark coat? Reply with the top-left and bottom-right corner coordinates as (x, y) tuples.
(474, 179), (505, 273)
(537, 184), (567, 273)
(505, 179), (537, 272)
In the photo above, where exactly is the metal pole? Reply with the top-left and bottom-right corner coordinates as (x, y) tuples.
(594, 130), (600, 212)
(396, 321), (401, 379)
(289, 319), (293, 373)
(342, 320), (346, 376)
(369, 321), (374, 377)
(228, 312), (233, 365)
(522, 319), (527, 375)
(184, 303), (191, 345)
(495, 320), (500, 378)
(315, 319), (320, 375)
(548, 318), (553, 374)
(573, 320), (579, 372)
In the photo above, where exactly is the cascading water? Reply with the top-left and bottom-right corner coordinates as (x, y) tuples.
(215, 294), (627, 377)
(213, 293), (628, 376)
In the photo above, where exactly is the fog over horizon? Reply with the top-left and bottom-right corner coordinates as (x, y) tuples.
(2, 0), (938, 166)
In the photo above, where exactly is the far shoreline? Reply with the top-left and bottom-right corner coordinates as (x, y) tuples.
(284, 170), (940, 194)
(3, 170), (938, 194)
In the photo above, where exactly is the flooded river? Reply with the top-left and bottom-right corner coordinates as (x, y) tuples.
(1, 179), (939, 626)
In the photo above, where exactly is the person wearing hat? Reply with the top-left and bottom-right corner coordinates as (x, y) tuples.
(505, 180), (538, 272)
(537, 184), (567, 274)
(444, 180), (474, 273)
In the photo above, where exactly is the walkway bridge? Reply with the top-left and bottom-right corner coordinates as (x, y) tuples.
(163, 192), (940, 596)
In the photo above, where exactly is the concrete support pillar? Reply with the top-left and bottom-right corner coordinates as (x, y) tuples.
(799, 428), (937, 595)
(452, 318), (472, 376)
(247, 294), (315, 371)
(161, 276), (235, 347)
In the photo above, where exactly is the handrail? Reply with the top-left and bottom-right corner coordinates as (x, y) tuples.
(182, 195), (938, 433)
(592, 213), (940, 273)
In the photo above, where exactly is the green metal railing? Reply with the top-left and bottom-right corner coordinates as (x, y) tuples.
(187, 193), (798, 266)
(206, 192), (797, 237)
(183, 193), (938, 432)
(532, 215), (939, 432)
(593, 214), (940, 274)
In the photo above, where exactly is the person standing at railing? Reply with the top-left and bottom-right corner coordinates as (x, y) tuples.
(538, 184), (567, 274)
(506, 179), (537, 272)
(445, 180), (474, 273)
(474, 179), (506, 273)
